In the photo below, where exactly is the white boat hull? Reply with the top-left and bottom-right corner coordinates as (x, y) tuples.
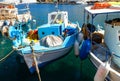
(90, 52), (120, 81)
(19, 46), (72, 73)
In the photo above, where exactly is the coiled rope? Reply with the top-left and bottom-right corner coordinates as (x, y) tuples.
(0, 49), (15, 62)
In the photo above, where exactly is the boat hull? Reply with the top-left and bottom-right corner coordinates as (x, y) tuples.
(18, 46), (72, 73)
(90, 52), (120, 81)
(104, 23), (120, 68)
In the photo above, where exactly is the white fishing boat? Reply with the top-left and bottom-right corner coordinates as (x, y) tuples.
(79, 3), (120, 81)
(7, 10), (80, 73)
(0, 2), (32, 33)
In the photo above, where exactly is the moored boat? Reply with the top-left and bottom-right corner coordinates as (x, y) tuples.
(6, 10), (80, 73)
(0, 2), (32, 33)
(79, 4), (120, 81)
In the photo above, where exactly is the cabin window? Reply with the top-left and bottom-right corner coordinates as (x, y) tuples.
(51, 14), (62, 20)
(51, 15), (56, 20)
(57, 15), (61, 20)
(42, 32), (45, 35)
(52, 32), (55, 35)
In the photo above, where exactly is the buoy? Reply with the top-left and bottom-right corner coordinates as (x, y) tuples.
(77, 32), (83, 43)
(74, 32), (83, 57)
(94, 62), (110, 81)
(79, 39), (91, 60)
(74, 40), (79, 57)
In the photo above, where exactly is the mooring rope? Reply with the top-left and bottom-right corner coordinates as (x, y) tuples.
(30, 45), (41, 81)
(0, 49), (15, 62)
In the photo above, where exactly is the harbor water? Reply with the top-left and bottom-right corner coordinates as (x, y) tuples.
(0, 3), (98, 81)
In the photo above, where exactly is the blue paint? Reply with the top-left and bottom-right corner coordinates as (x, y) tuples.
(63, 27), (76, 36)
(38, 24), (62, 39)
(79, 39), (91, 60)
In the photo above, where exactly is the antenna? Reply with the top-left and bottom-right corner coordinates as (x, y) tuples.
(55, 0), (59, 11)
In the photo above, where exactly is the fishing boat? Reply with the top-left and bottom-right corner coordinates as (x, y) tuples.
(79, 3), (120, 81)
(0, 2), (31, 33)
(7, 10), (79, 73)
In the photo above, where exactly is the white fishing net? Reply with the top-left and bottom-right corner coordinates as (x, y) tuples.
(40, 35), (63, 47)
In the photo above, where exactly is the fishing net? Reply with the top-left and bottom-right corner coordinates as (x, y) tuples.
(40, 35), (63, 47)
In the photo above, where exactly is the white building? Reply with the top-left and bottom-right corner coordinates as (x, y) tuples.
(20, 0), (37, 3)
(0, 0), (19, 3)
(0, 0), (37, 4)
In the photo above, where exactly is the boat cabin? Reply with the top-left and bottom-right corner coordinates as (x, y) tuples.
(48, 11), (68, 27)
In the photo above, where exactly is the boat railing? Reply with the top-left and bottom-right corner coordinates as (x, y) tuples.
(18, 8), (29, 12)
(18, 7), (30, 14)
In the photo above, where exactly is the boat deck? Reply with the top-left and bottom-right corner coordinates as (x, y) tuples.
(91, 42), (120, 73)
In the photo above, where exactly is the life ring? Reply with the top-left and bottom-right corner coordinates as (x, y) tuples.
(79, 39), (91, 60)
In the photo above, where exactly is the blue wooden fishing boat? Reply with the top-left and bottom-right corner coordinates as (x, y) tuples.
(7, 10), (79, 73)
